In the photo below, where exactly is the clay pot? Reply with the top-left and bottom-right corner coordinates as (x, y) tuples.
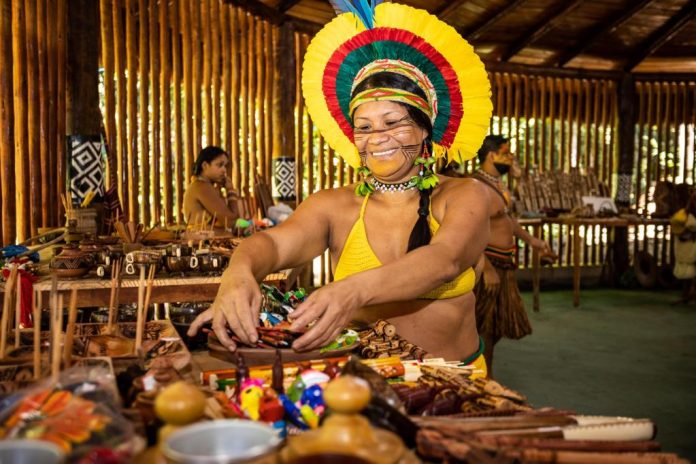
(50, 244), (94, 278)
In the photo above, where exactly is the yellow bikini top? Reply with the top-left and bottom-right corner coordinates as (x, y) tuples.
(333, 193), (475, 299)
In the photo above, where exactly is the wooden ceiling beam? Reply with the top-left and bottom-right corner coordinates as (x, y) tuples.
(552, 0), (654, 67)
(623, 0), (696, 72)
(465, 0), (527, 41)
(433, 0), (468, 20)
(499, 0), (584, 62)
(277, 0), (303, 13)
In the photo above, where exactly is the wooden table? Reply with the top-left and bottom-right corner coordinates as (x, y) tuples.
(518, 218), (543, 312)
(1, 269), (298, 311)
(545, 217), (669, 307)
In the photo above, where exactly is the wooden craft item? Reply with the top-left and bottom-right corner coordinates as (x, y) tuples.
(63, 288), (78, 368)
(14, 274), (21, 348)
(0, 266), (18, 358)
(33, 290), (41, 379)
(51, 293), (63, 381)
(135, 265), (146, 352)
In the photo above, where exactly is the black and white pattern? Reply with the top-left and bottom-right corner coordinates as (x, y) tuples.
(273, 156), (296, 201)
(615, 173), (632, 205)
(68, 135), (104, 205)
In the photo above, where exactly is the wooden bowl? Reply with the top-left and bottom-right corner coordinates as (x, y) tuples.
(207, 332), (358, 366)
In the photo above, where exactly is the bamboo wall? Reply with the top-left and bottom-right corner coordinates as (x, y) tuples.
(1, 3), (694, 283)
(100, 0), (278, 226)
(0, 0), (67, 244)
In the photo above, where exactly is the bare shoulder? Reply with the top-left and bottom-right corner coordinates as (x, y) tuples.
(435, 175), (490, 203)
(295, 185), (360, 215)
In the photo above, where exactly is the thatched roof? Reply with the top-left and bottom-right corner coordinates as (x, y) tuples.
(225, 0), (696, 73)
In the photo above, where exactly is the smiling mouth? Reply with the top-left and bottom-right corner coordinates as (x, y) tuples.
(371, 148), (398, 157)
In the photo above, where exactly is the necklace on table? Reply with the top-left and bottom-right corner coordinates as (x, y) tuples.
(370, 178), (417, 193)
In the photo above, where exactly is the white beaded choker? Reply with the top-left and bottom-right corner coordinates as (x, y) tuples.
(370, 178), (416, 193)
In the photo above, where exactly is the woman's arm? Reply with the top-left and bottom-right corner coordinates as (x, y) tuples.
(188, 189), (335, 348)
(290, 180), (491, 350)
(193, 182), (239, 223)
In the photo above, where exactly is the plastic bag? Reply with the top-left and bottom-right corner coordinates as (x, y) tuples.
(0, 361), (136, 460)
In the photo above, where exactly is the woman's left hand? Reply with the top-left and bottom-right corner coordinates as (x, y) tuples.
(288, 279), (365, 352)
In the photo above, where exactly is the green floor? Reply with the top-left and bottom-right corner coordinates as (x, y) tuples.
(494, 289), (696, 461)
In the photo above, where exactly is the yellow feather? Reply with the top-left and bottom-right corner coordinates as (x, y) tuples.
(302, 3), (492, 167)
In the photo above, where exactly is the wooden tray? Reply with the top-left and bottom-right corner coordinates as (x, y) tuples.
(207, 332), (359, 366)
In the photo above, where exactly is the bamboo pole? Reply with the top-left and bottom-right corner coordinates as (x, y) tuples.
(181, 0), (193, 184)
(160, 0), (171, 223)
(255, 17), (265, 182)
(239, 11), (249, 196)
(592, 80), (601, 176)
(171, 0), (182, 223)
(582, 80), (591, 169)
(62, 288), (77, 368)
(548, 78), (556, 172)
(113, 0), (128, 213)
(230, 7), (241, 191)
(537, 77), (549, 171)
(37, 0), (49, 225)
(25, 0), (40, 237)
(100, 0), (116, 190)
(190, 0), (201, 154)
(318, 135), (325, 191)
(126, 0), (138, 221)
(512, 73), (521, 166)
(607, 81), (617, 193)
(264, 21), (273, 183)
(56, 0), (67, 227)
(248, 15), (257, 193)
(149, 0), (160, 224)
(33, 289), (40, 379)
(523, 75), (530, 168)
(221, 2), (231, 173)
(678, 82), (688, 182)
(0, 0), (15, 244)
(12, 0), (28, 242)
(211, 0), (220, 146)
(202, 0), (212, 144)
(46, 0), (57, 226)
(138, 0), (150, 225)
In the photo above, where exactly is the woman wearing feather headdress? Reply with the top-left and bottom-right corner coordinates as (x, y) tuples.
(189, 1), (493, 368)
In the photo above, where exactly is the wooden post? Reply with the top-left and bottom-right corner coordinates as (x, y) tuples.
(0, 0), (15, 244)
(12, 0), (29, 242)
(613, 74), (635, 284)
(66, 0), (100, 136)
(271, 22), (296, 203)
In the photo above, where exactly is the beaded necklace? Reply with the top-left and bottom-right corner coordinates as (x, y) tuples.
(370, 178), (417, 193)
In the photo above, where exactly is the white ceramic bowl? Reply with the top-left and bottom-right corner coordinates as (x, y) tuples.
(0, 439), (64, 464)
(162, 419), (281, 464)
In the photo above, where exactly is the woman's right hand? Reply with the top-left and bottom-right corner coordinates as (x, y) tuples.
(187, 271), (262, 351)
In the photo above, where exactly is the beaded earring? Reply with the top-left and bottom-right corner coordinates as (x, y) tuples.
(411, 143), (439, 191)
(355, 165), (375, 196)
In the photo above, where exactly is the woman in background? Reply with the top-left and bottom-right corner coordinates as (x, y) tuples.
(183, 146), (240, 230)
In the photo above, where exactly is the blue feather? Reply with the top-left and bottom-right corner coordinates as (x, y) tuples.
(328, 0), (384, 29)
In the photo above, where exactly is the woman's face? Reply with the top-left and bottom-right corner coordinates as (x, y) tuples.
(201, 154), (229, 183)
(353, 101), (428, 183)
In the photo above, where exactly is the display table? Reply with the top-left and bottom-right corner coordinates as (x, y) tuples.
(521, 217), (670, 308)
(0, 269), (298, 310)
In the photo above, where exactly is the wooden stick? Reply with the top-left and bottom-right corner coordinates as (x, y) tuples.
(0, 0), (16, 244)
(149, 0), (161, 224)
(0, 266), (18, 358)
(33, 289), (40, 379)
(51, 292), (63, 381)
(112, 258), (123, 327)
(63, 288), (77, 368)
(172, 0), (183, 223)
(160, 0), (172, 224)
(142, 264), (156, 320)
(134, 265), (146, 352)
(14, 269), (21, 348)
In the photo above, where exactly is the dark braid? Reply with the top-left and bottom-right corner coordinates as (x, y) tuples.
(407, 187), (433, 251)
(407, 136), (434, 252)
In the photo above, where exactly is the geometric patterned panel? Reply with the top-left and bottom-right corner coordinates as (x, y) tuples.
(615, 173), (632, 206)
(273, 156), (296, 201)
(68, 135), (103, 205)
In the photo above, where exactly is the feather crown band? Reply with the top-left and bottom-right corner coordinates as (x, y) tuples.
(349, 59), (438, 122)
(303, 1), (493, 167)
